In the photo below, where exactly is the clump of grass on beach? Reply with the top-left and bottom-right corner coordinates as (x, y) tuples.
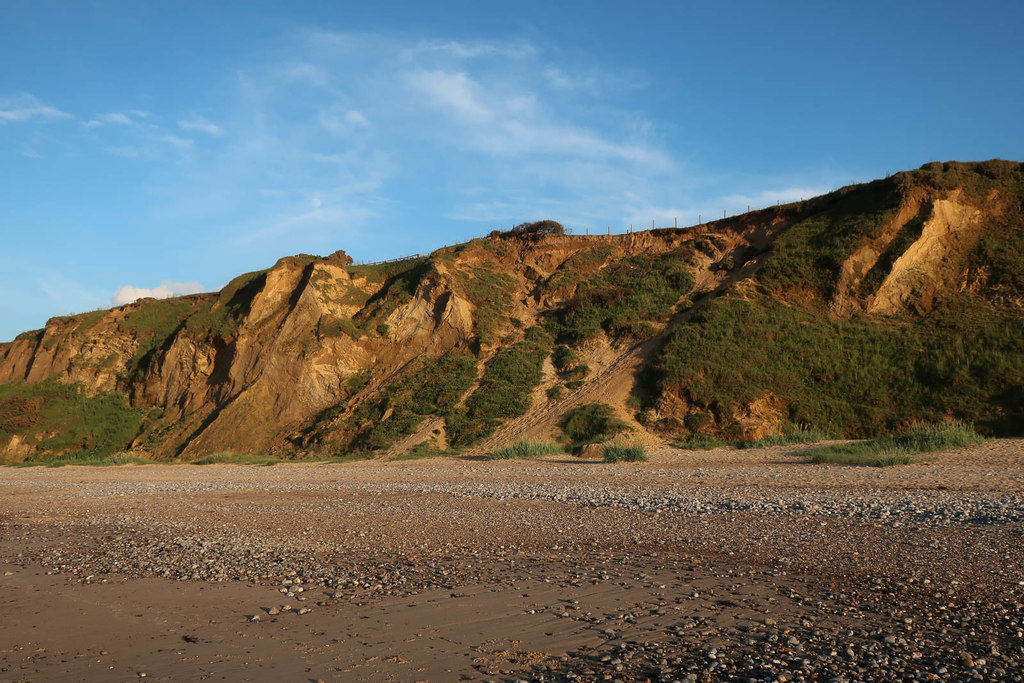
(672, 434), (729, 450)
(672, 425), (830, 451)
(486, 440), (564, 460)
(9, 452), (154, 468)
(317, 453), (374, 464)
(737, 425), (833, 449)
(602, 443), (647, 463)
(191, 452), (282, 466)
(803, 420), (983, 466)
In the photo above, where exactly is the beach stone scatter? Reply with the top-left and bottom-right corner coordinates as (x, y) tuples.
(2, 448), (1024, 680)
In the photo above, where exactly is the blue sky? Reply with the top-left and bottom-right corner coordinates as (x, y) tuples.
(1, 0), (1022, 341)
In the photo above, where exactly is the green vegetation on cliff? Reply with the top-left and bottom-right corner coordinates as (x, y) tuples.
(639, 161), (1024, 440)
(561, 403), (629, 447)
(3, 161), (1023, 463)
(946, 161), (1024, 302)
(351, 258), (430, 333)
(549, 246), (697, 341)
(454, 267), (516, 346)
(644, 286), (1024, 438)
(756, 180), (903, 297)
(343, 349), (478, 452)
(0, 379), (148, 462)
(447, 326), (553, 447)
(119, 297), (200, 375)
(186, 270), (266, 340)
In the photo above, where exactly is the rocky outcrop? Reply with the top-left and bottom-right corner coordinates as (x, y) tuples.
(0, 227), (726, 460)
(3, 160), (1022, 459)
(867, 191), (988, 315)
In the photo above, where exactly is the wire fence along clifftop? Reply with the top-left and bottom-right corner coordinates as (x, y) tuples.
(350, 253), (427, 267)
(351, 193), (822, 267)
(350, 216), (729, 267)
(482, 193), (816, 240)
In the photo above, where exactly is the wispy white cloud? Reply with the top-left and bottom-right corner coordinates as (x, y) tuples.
(178, 116), (224, 136)
(543, 67), (575, 89)
(34, 267), (109, 314)
(235, 196), (378, 244)
(487, 119), (671, 167)
(412, 39), (537, 60)
(59, 29), (849, 260)
(75, 108), (216, 161)
(0, 93), (72, 124)
(85, 112), (135, 127)
(112, 280), (204, 305)
(286, 62), (329, 86)
(105, 146), (140, 158)
(543, 67), (597, 91)
(407, 69), (494, 123)
(404, 67), (671, 171)
(274, 32), (690, 233)
(162, 134), (194, 150)
(542, 65), (647, 95)
(345, 110), (369, 127)
(101, 135), (193, 159)
(318, 106), (370, 136)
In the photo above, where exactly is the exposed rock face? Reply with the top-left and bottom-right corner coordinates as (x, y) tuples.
(642, 161), (1024, 441)
(867, 191), (987, 315)
(830, 191), (929, 318)
(2, 160), (1022, 460)
(0, 305), (141, 393)
(0, 226), (724, 460)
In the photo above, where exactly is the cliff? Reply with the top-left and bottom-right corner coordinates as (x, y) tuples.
(2, 160), (1022, 462)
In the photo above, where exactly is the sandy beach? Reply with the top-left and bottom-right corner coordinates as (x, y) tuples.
(2, 441), (1023, 681)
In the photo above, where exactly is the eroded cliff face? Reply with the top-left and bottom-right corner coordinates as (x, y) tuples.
(866, 191), (988, 316)
(642, 161), (1024, 441)
(3, 161), (1023, 461)
(0, 230), (729, 460)
(0, 302), (177, 393)
(829, 188), (995, 317)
